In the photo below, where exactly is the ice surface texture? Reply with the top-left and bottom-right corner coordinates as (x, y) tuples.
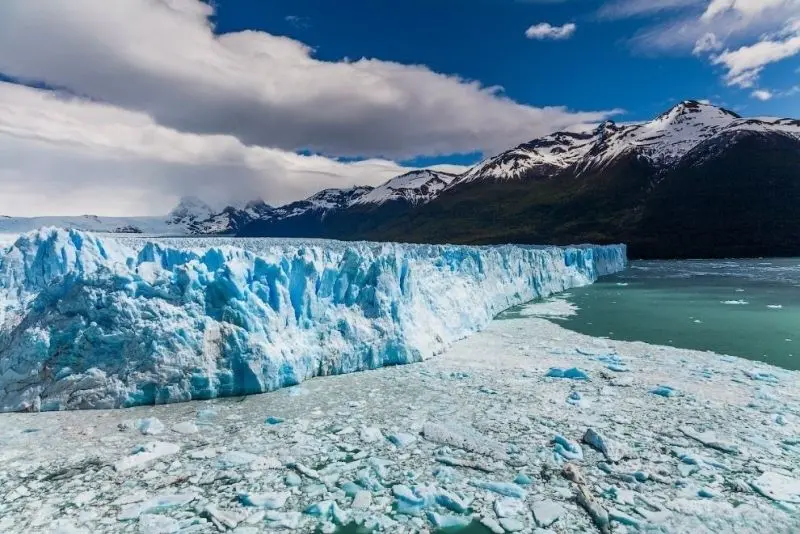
(0, 228), (626, 411)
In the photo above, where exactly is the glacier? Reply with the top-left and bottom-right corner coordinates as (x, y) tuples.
(0, 228), (626, 412)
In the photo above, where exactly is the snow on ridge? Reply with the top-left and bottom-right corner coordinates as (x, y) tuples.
(353, 170), (458, 206)
(0, 228), (626, 412)
(456, 101), (800, 183)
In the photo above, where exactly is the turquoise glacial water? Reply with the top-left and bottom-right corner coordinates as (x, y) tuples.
(555, 259), (800, 371)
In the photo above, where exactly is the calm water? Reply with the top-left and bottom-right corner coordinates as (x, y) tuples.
(556, 259), (800, 371)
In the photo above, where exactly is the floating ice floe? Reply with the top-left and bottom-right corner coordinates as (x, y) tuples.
(114, 442), (180, 472)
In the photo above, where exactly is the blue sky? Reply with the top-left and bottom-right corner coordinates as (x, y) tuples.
(0, 0), (797, 215)
(215, 0), (799, 119)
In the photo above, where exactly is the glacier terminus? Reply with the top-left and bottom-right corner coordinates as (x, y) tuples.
(0, 229), (626, 412)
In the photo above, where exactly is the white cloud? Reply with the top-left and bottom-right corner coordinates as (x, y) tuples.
(597, 0), (702, 20)
(712, 29), (800, 88)
(701, 0), (797, 22)
(0, 0), (613, 160)
(525, 23), (577, 40)
(692, 33), (723, 55)
(620, 0), (799, 51)
(601, 0), (800, 92)
(751, 89), (773, 100)
(0, 82), (470, 217)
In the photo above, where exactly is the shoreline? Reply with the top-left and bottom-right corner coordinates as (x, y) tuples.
(1, 300), (798, 533)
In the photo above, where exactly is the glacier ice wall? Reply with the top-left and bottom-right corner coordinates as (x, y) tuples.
(0, 229), (626, 411)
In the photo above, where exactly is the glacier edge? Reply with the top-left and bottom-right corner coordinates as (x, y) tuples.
(0, 229), (626, 412)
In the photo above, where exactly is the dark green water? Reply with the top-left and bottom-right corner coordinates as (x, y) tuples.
(557, 259), (800, 370)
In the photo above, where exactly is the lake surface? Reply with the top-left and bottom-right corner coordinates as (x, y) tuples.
(556, 258), (800, 370)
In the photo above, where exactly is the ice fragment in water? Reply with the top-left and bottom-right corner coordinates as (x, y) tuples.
(360, 427), (383, 443)
(553, 435), (583, 461)
(583, 428), (621, 463)
(118, 493), (197, 520)
(546, 368), (589, 380)
(532, 500), (563, 528)
(171, 422), (197, 435)
(138, 514), (180, 534)
(750, 472), (800, 503)
(387, 432), (416, 448)
(650, 385), (678, 398)
(422, 421), (508, 459)
(136, 418), (164, 435)
(238, 492), (289, 509)
(114, 442), (179, 472)
(513, 473), (532, 485)
(426, 512), (471, 530)
(470, 480), (526, 499)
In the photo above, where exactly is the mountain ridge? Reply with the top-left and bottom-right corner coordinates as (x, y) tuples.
(4, 100), (800, 259)
(238, 100), (800, 259)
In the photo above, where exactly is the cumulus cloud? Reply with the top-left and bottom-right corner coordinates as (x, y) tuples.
(0, 82), (469, 217)
(0, 0), (613, 160)
(712, 27), (800, 88)
(751, 89), (773, 101)
(525, 22), (577, 40)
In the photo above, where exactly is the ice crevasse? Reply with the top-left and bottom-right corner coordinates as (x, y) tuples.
(0, 228), (626, 412)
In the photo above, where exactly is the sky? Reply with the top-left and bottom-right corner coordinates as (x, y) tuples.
(0, 0), (798, 216)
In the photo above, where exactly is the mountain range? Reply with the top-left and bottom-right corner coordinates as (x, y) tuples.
(4, 101), (799, 259)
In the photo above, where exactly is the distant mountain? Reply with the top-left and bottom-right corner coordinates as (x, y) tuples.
(164, 196), (215, 228)
(0, 196), (217, 235)
(220, 171), (457, 237)
(238, 101), (800, 259)
(189, 200), (273, 235)
(353, 170), (457, 205)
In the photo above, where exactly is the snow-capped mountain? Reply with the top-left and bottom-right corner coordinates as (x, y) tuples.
(352, 170), (457, 205)
(236, 100), (800, 259)
(273, 186), (375, 219)
(6, 100), (800, 257)
(453, 101), (800, 186)
(189, 200), (273, 235)
(0, 196), (218, 236)
(453, 130), (596, 185)
(164, 196), (215, 228)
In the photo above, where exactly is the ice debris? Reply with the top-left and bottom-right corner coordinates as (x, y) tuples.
(546, 368), (590, 380)
(422, 421), (508, 460)
(553, 435), (584, 461)
(114, 442), (179, 472)
(470, 480), (526, 499)
(650, 385), (679, 398)
(532, 500), (564, 528)
(387, 432), (416, 448)
(118, 493), (196, 521)
(750, 472), (800, 503)
(583, 428), (622, 463)
(238, 492), (290, 510)
(136, 418), (164, 435)
(170, 422), (197, 435)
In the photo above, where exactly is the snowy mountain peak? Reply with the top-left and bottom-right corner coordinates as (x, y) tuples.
(353, 170), (457, 206)
(167, 196), (215, 226)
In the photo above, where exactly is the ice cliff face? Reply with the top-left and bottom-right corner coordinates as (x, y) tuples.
(0, 229), (626, 412)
